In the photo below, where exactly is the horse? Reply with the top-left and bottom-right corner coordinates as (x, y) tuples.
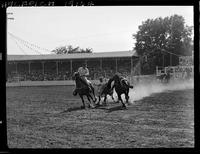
(156, 72), (171, 83)
(156, 74), (166, 82)
(164, 72), (171, 83)
(96, 82), (115, 106)
(106, 74), (134, 108)
(72, 72), (97, 109)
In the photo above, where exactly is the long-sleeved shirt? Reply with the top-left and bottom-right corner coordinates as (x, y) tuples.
(78, 67), (89, 77)
(95, 81), (107, 96)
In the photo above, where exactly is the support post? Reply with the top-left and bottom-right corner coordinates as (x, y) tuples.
(100, 59), (102, 70)
(15, 62), (18, 74)
(170, 54), (172, 66)
(156, 66), (158, 76)
(70, 60), (73, 74)
(115, 58), (118, 73)
(42, 62), (45, 75)
(163, 54), (165, 67)
(28, 62), (31, 74)
(131, 57), (133, 76)
(56, 61), (58, 75)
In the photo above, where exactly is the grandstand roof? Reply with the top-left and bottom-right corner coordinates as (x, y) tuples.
(7, 51), (138, 61)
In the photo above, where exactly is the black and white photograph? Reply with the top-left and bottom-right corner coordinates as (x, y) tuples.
(6, 6), (194, 148)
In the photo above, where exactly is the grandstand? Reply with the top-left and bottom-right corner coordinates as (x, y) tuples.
(6, 51), (139, 82)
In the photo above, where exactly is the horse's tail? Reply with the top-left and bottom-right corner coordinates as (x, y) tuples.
(122, 79), (133, 89)
(129, 85), (134, 89)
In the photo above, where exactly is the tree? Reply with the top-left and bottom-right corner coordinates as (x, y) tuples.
(52, 45), (93, 54)
(133, 14), (193, 74)
(52, 46), (68, 54)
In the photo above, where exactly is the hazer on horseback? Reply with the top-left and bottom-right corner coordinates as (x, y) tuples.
(77, 63), (92, 91)
(156, 67), (171, 83)
(72, 63), (97, 109)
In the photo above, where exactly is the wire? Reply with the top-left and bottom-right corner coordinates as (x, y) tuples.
(10, 36), (28, 55)
(8, 32), (51, 54)
(161, 49), (185, 57)
(8, 33), (43, 55)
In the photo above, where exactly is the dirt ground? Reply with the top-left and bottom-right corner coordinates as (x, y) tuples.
(6, 85), (194, 148)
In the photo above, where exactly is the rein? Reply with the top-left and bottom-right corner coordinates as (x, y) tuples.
(75, 75), (88, 89)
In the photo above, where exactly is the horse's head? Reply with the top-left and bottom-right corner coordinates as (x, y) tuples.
(72, 72), (80, 80)
(112, 74), (120, 83)
(106, 74), (120, 89)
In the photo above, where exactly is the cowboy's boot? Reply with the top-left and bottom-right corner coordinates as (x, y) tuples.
(73, 89), (77, 96)
(88, 85), (92, 93)
(87, 83), (92, 92)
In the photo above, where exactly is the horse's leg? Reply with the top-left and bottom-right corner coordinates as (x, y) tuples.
(125, 90), (129, 104)
(118, 93), (126, 108)
(79, 94), (85, 109)
(97, 96), (101, 105)
(111, 93), (115, 103)
(95, 94), (100, 105)
(86, 95), (91, 108)
(108, 89), (115, 103)
(115, 92), (119, 103)
(125, 89), (131, 106)
(90, 85), (97, 102)
(103, 94), (107, 106)
(87, 95), (95, 108)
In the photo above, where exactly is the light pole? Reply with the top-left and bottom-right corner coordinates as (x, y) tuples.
(6, 12), (14, 81)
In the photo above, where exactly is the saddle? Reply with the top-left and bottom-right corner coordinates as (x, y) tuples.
(78, 77), (92, 92)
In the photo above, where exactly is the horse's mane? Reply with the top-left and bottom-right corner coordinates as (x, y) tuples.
(106, 74), (120, 88)
(107, 77), (114, 89)
(113, 74), (128, 88)
(74, 72), (88, 88)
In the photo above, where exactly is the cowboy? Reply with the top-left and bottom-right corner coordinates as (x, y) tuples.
(77, 63), (92, 91)
(95, 77), (107, 97)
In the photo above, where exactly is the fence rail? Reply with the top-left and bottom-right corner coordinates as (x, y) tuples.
(156, 65), (194, 80)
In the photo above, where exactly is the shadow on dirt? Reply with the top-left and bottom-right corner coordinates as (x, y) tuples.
(95, 104), (127, 113)
(60, 106), (86, 113)
(60, 103), (130, 113)
(106, 105), (127, 113)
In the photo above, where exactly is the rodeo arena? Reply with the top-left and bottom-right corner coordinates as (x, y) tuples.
(6, 48), (194, 148)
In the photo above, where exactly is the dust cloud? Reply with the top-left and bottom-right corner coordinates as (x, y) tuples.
(108, 79), (194, 103)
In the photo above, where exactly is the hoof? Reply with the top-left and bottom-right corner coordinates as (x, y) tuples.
(102, 102), (107, 106)
(81, 106), (85, 109)
(126, 102), (132, 106)
(96, 102), (101, 106)
(73, 91), (77, 96)
(89, 104), (95, 109)
(91, 106), (96, 109)
(93, 98), (97, 103)
(122, 105), (127, 109)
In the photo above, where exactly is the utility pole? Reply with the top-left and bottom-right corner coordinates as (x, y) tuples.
(6, 12), (14, 81)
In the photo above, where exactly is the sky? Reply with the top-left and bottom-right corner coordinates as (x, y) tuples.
(7, 6), (193, 55)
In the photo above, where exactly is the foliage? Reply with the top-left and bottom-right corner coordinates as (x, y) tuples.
(52, 45), (93, 54)
(133, 15), (193, 75)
